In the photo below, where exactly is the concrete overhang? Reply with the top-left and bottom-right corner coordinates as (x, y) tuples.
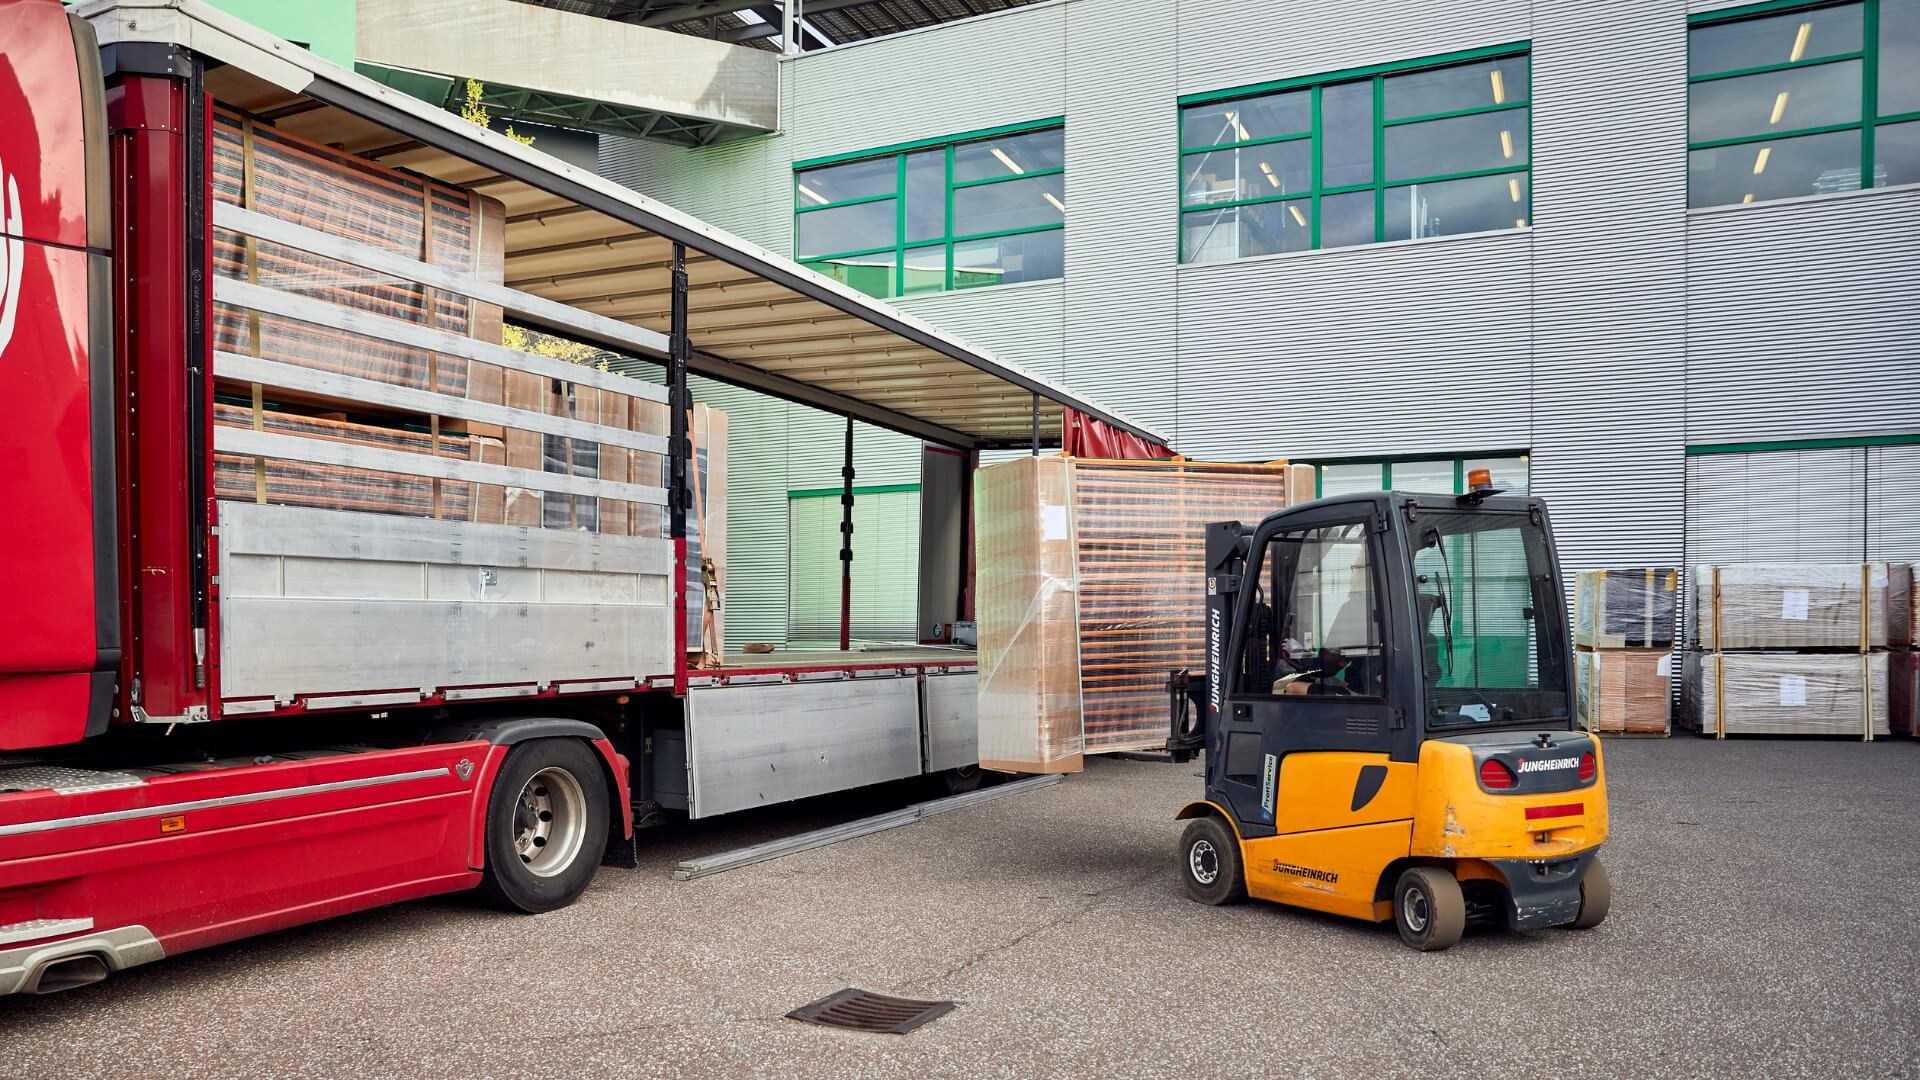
(354, 0), (778, 145)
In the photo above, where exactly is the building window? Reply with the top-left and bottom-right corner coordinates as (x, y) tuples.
(1688, 0), (1920, 208)
(1311, 454), (1530, 498)
(1178, 46), (1531, 264)
(793, 122), (1065, 299)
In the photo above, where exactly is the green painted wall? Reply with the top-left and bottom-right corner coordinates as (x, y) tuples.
(206, 0), (358, 67)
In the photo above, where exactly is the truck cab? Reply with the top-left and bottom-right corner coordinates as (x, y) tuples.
(1173, 483), (1610, 949)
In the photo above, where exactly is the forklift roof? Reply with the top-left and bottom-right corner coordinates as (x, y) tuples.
(74, 0), (1167, 452)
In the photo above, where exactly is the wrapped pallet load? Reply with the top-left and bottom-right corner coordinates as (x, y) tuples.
(1572, 568), (1677, 737)
(975, 455), (1309, 772)
(1688, 563), (1909, 651)
(1575, 649), (1672, 736)
(1685, 652), (1889, 738)
(1574, 568), (1678, 650)
(1892, 649), (1918, 738)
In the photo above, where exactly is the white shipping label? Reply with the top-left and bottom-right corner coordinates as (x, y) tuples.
(1657, 653), (1673, 677)
(1778, 675), (1807, 707)
(1042, 506), (1068, 541)
(1780, 589), (1810, 621)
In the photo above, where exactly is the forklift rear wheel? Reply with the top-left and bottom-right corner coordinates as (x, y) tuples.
(1394, 867), (1466, 951)
(478, 739), (610, 914)
(1179, 816), (1246, 905)
(1568, 858), (1611, 930)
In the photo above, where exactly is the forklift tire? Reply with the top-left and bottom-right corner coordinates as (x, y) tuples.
(1393, 867), (1466, 951)
(477, 739), (611, 914)
(1179, 816), (1246, 905)
(1568, 858), (1611, 930)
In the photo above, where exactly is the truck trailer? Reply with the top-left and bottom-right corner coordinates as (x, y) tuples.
(0, 0), (1166, 995)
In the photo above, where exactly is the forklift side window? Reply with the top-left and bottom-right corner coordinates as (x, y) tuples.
(1235, 522), (1386, 699)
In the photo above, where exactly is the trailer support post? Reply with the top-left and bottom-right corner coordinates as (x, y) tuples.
(670, 242), (690, 693)
(1030, 392), (1039, 456)
(839, 414), (854, 652)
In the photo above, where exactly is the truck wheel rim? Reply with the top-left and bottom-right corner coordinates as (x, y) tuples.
(514, 767), (588, 878)
(1189, 839), (1219, 885)
(1403, 889), (1430, 933)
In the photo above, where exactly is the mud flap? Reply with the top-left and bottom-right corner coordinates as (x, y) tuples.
(1489, 851), (1594, 929)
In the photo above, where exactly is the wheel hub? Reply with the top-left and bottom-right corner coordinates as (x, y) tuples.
(1404, 889), (1430, 933)
(512, 766), (588, 878)
(1189, 839), (1219, 886)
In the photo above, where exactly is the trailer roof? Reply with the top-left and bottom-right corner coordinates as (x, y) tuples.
(77, 0), (1168, 451)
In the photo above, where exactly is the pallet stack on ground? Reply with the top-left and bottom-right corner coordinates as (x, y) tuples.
(1895, 572), (1920, 736)
(974, 454), (1311, 773)
(1681, 563), (1913, 739)
(1572, 568), (1677, 737)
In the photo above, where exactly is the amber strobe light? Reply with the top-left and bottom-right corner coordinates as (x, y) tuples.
(1467, 467), (1493, 489)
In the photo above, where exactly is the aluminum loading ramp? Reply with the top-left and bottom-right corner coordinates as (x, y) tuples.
(80, 0), (1164, 452)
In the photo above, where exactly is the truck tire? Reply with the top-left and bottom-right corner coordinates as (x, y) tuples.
(477, 739), (610, 914)
(1568, 858), (1611, 930)
(1394, 866), (1466, 951)
(1179, 815), (1247, 905)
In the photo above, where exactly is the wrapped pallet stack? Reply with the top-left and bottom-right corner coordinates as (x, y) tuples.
(975, 455), (1312, 773)
(1895, 573), (1920, 736)
(1572, 569), (1677, 737)
(1682, 563), (1913, 739)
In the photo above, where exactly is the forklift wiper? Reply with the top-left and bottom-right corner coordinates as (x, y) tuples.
(1420, 527), (1456, 673)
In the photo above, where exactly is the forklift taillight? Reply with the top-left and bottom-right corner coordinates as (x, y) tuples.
(1578, 751), (1596, 783)
(1479, 759), (1515, 790)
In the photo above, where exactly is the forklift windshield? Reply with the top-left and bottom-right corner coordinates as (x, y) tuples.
(1409, 510), (1569, 728)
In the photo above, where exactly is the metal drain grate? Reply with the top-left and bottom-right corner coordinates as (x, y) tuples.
(786, 988), (955, 1034)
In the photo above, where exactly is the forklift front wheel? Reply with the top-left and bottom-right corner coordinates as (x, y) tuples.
(1179, 816), (1246, 906)
(1567, 858), (1611, 930)
(1394, 867), (1466, 951)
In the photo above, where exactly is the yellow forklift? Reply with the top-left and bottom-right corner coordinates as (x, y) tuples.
(1164, 471), (1609, 950)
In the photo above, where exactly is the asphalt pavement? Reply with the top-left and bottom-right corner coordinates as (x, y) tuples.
(3, 737), (1917, 1079)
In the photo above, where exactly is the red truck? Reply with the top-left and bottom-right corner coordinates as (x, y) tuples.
(0, 0), (1163, 995)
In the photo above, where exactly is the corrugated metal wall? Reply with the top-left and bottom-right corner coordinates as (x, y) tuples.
(597, 0), (1920, 641)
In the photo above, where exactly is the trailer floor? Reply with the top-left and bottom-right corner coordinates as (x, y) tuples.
(4, 738), (1918, 1078)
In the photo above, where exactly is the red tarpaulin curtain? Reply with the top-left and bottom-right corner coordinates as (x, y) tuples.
(1062, 408), (1172, 460)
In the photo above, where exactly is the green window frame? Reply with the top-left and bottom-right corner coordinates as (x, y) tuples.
(1177, 44), (1533, 264)
(1688, 0), (1920, 207)
(792, 119), (1065, 299)
(1308, 453), (1531, 498)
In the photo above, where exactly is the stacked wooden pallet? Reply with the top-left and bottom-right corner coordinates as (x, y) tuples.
(1571, 569), (1676, 736)
(1681, 563), (1912, 739)
(975, 455), (1308, 772)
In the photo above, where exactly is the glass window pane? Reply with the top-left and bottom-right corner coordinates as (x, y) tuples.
(1390, 459), (1455, 494)
(1385, 108), (1529, 181)
(795, 157), (896, 206)
(1688, 59), (1862, 143)
(1319, 462), (1382, 496)
(1464, 455), (1529, 495)
(951, 230), (1063, 289)
(1878, 120), (1920, 186)
(1383, 174), (1530, 240)
(1882, 0), (1920, 116)
(1320, 80), (1375, 188)
(1384, 56), (1532, 120)
(795, 198), (896, 258)
(1689, 3), (1864, 76)
(803, 252), (896, 299)
(1687, 128), (1862, 206)
(1319, 190), (1376, 248)
(1181, 90), (1311, 148)
(951, 173), (1064, 236)
(952, 129), (1064, 184)
(904, 150), (944, 243)
(1181, 200), (1312, 263)
(902, 244), (946, 295)
(1181, 140), (1310, 205)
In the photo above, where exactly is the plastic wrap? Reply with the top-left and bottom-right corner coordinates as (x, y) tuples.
(1575, 649), (1672, 735)
(1688, 563), (1900, 651)
(1684, 652), (1888, 738)
(1891, 650), (1919, 738)
(975, 455), (1085, 773)
(1573, 568), (1678, 650)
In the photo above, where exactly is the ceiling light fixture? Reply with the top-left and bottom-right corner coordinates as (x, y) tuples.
(1789, 21), (1811, 63)
(1501, 130), (1515, 159)
(990, 147), (1025, 175)
(1042, 191), (1067, 214)
(1770, 91), (1790, 125)
(1260, 161), (1280, 188)
(1753, 146), (1771, 174)
(1491, 69), (1506, 104)
(1509, 178), (1522, 202)
(1288, 204), (1307, 227)
(1515, 217), (1527, 228)
(798, 183), (829, 206)
(1226, 110), (1250, 141)
(1743, 193), (1755, 203)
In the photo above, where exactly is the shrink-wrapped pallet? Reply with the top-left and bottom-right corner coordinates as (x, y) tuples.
(1892, 651), (1919, 738)
(1684, 652), (1889, 738)
(976, 455), (1084, 773)
(1687, 563), (1909, 651)
(1573, 568), (1678, 650)
(1575, 649), (1672, 735)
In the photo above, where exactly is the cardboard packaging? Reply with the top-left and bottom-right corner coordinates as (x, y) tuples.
(1688, 563), (1908, 651)
(1684, 651), (1889, 738)
(1575, 649), (1672, 736)
(1573, 568), (1678, 650)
